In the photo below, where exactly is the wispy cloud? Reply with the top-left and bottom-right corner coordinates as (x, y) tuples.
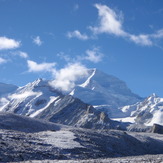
(152, 29), (163, 38)
(27, 60), (56, 74)
(85, 48), (103, 63)
(90, 4), (126, 37)
(49, 63), (88, 92)
(57, 52), (71, 62)
(57, 47), (104, 64)
(90, 4), (163, 46)
(67, 30), (89, 40)
(74, 4), (79, 11)
(0, 57), (7, 64)
(68, 4), (163, 47)
(129, 34), (153, 46)
(0, 37), (20, 50)
(33, 36), (42, 46)
(12, 51), (28, 59)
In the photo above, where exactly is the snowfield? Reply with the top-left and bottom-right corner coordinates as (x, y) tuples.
(39, 130), (83, 149)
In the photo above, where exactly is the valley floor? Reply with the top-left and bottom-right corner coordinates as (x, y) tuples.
(0, 128), (163, 162)
(16, 154), (163, 163)
(0, 113), (162, 163)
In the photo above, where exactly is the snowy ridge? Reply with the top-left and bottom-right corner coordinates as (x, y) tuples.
(117, 93), (163, 126)
(0, 78), (62, 116)
(79, 68), (96, 88)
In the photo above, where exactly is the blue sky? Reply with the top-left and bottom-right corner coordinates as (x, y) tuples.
(0, 0), (163, 97)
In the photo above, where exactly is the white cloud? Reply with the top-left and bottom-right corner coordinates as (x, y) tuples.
(89, 4), (163, 46)
(0, 37), (20, 50)
(85, 48), (103, 63)
(152, 29), (163, 38)
(67, 30), (89, 40)
(49, 63), (88, 92)
(0, 57), (7, 64)
(18, 51), (28, 58)
(67, 4), (163, 46)
(12, 51), (28, 58)
(33, 36), (42, 46)
(90, 4), (126, 36)
(57, 52), (71, 62)
(129, 34), (153, 46)
(27, 60), (56, 73)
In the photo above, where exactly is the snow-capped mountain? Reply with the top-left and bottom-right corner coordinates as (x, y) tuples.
(0, 69), (162, 128)
(70, 69), (142, 108)
(0, 82), (18, 97)
(0, 78), (127, 130)
(116, 93), (163, 126)
(0, 78), (62, 117)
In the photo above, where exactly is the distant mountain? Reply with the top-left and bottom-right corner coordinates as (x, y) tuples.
(0, 78), (127, 130)
(0, 82), (18, 97)
(117, 93), (163, 126)
(70, 69), (142, 108)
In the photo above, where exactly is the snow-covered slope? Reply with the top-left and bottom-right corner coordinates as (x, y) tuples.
(0, 79), (128, 130)
(70, 69), (142, 109)
(0, 78), (62, 116)
(0, 82), (18, 97)
(116, 93), (163, 126)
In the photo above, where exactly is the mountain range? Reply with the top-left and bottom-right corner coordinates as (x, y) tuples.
(0, 68), (162, 129)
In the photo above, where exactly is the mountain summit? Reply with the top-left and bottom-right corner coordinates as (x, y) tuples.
(70, 69), (142, 108)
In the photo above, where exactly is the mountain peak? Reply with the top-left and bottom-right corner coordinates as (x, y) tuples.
(71, 68), (142, 107)
(150, 93), (158, 98)
(25, 78), (48, 89)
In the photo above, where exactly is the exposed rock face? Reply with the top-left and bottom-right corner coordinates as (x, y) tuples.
(35, 95), (128, 130)
(152, 124), (163, 134)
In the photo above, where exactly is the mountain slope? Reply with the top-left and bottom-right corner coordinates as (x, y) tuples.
(0, 78), (62, 117)
(35, 95), (128, 130)
(0, 112), (60, 133)
(0, 79), (127, 130)
(116, 93), (163, 126)
(70, 69), (142, 108)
